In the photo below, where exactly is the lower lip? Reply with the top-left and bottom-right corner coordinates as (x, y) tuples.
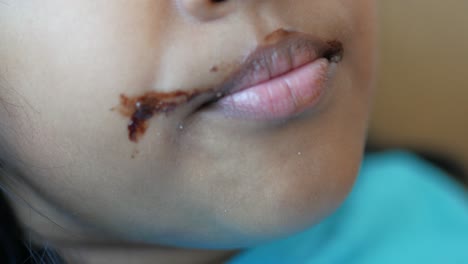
(213, 58), (334, 120)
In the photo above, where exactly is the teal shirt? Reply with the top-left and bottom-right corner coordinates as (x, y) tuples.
(229, 151), (468, 264)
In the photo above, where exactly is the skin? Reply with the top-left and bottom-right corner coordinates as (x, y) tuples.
(0, 1), (376, 263)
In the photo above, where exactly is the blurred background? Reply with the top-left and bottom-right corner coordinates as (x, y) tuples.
(369, 0), (468, 185)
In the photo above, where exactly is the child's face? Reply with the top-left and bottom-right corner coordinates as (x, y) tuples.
(0, 1), (376, 248)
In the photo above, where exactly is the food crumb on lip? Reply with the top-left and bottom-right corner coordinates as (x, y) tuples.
(324, 40), (344, 63)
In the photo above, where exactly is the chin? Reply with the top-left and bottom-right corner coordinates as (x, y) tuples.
(156, 157), (359, 250)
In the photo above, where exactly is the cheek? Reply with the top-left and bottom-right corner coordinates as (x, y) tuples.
(0, 1), (187, 244)
(0, 1), (176, 172)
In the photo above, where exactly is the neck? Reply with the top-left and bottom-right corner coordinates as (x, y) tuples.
(57, 242), (238, 264)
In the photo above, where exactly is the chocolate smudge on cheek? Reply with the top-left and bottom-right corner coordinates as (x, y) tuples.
(114, 65), (236, 144)
(115, 90), (204, 142)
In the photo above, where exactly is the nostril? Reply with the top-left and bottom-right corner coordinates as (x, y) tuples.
(211, 0), (227, 3)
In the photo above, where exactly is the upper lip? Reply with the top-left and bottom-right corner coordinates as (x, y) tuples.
(211, 31), (343, 99)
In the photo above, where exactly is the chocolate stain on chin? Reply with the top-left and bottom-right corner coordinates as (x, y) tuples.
(115, 28), (344, 143)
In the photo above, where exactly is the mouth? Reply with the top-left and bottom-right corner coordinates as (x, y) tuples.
(116, 29), (344, 142)
(203, 30), (344, 120)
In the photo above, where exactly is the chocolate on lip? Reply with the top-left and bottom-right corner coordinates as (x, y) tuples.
(115, 29), (344, 143)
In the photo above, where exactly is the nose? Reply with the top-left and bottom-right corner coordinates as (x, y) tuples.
(177, 0), (236, 22)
